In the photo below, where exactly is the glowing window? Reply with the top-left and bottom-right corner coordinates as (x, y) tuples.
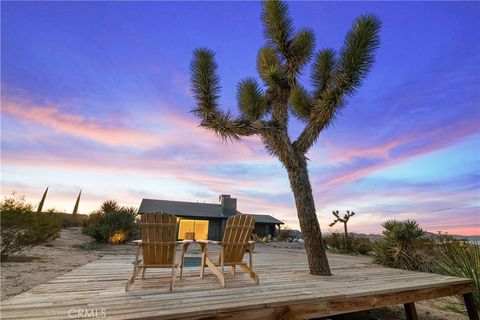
(178, 219), (209, 240)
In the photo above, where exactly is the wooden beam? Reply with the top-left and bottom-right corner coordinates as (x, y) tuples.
(404, 302), (418, 320)
(175, 282), (473, 320)
(463, 292), (479, 320)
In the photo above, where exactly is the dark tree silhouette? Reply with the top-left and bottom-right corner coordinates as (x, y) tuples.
(329, 210), (355, 251)
(72, 190), (81, 216)
(37, 187), (49, 213)
(190, 0), (381, 275)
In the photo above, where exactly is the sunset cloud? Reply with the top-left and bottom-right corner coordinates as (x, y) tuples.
(1, 1), (478, 236)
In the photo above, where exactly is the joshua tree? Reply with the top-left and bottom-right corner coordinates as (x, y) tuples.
(329, 210), (355, 251)
(190, 0), (381, 275)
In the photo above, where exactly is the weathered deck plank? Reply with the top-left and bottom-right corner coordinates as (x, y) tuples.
(1, 247), (474, 320)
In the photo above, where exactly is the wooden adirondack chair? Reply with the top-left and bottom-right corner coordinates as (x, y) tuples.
(125, 212), (190, 291)
(198, 214), (259, 287)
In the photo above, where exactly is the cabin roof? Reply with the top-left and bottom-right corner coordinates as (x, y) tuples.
(245, 214), (284, 224)
(139, 198), (224, 218)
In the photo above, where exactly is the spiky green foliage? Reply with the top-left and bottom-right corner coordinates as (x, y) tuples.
(289, 85), (313, 121)
(382, 219), (425, 243)
(435, 242), (480, 309)
(295, 15), (381, 153)
(262, 0), (293, 58)
(72, 190), (81, 216)
(237, 78), (267, 120)
(338, 14), (382, 95)
(191, 48), (220, 112)
(257, 46), (281, 83)
(37, 187), (49, 213)
(373, 219), (429, 271)
(288, 28), (315, 76)
(191, 49), (259, 141)
(311, 48), (336, 99)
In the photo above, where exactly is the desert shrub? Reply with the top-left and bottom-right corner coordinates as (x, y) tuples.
(0, 193), (62, 259)
(373, 219), (431, 271)
(324, 232), (344, 251)
(277, 227), (292, 242)
(435, 241), (480, 309)
(83, 201), (138, 244)
(56, 212), (87, 228)
(277, 233), (290, 242)
(324, 232), (374, 255)
(351, 236), (374, 255)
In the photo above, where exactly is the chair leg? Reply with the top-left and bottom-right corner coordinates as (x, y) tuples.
(126, 264), (142, 291)
(463, 293), (479, 320)
(180, 259), (184, 279)
(200, 243), (207, 279)
(238, 263), (259, 284)
(141, 268), (146, 279)
(126, 245), (142, 291)
(205, 256), (225, 287)
(170, 263), (180, 292)
(231, 265), (236, 276)
(220, 247), (225, 275)
(125, 272), (134, 291)
(180, 242), (189, 279)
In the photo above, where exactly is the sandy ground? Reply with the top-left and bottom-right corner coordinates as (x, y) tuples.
(1, 227), (135, 301)
(0, 229), (472, 319)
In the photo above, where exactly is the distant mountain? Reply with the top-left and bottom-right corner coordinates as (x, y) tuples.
(324, 231), (479, 243)
(324, 232), (383, 242)
(424, 232), (480, 242)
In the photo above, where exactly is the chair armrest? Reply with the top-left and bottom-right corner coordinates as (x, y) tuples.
(197, 240), (221, 245)
(248, 240), (256, 245)
(132, 240), (142, 245)
(176, 240), (194, 244)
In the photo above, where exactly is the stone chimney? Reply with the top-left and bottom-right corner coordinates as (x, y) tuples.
(219, 194), (237, 217)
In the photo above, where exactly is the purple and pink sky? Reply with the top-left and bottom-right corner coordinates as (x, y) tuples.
(1, 1), (479, 235)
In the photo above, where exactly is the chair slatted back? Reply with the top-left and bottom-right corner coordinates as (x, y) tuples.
(221, 215), (255, 264)
(140, 212), (177, 266)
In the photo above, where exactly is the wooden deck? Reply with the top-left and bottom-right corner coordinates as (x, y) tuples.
(1, 246), (474, 320)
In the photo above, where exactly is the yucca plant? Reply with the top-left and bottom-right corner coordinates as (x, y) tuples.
(373, 219), (430, 271)
(190, 0), (381, 275)
(83, 201), (138, 244)
(436, 242), (480, 309)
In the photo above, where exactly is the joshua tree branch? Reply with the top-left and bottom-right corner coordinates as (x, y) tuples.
(293, 92), (341, 153)
(294, 15), (381, 154)
(191, 48), (269, 140)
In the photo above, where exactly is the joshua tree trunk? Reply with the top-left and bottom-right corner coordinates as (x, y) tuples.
(344, 223), (348, 251)
(287, 154), (331, 275)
